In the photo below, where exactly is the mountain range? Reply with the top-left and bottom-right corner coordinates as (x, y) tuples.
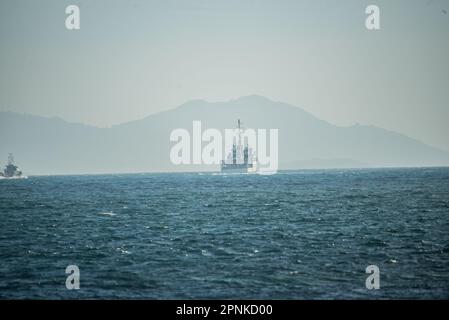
(1, 95), (448, 175)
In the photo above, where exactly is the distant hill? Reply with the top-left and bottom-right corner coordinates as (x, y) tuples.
(1, 95), (449, 175)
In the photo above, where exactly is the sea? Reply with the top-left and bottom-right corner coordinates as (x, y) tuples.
(0, 168), (448, 299)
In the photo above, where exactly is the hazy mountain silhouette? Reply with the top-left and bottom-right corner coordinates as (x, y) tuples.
(1, 95), (448, 175)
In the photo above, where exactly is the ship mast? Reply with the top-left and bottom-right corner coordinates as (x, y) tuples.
(8, 153), (14, 165)
(237, 119), (242, 148)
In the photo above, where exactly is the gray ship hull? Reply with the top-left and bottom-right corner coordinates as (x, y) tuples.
(220, 162), (253, 174)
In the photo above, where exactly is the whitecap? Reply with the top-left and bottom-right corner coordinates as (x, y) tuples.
(201, 249), (212, 256)
(116, 247), (131, 254)
(98, 212), (116, 216)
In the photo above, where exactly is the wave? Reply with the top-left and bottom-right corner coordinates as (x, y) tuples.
(98, 212), (116, 216)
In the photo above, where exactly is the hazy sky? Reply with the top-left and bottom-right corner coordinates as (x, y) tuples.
(1, 0), (448, 150)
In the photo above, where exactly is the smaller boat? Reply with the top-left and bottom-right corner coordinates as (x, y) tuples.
(0, 153), (24, 179)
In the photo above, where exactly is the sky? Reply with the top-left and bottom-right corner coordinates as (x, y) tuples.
(1, 0), (448, 151)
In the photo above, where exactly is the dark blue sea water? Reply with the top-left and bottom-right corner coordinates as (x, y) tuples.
(0, 168), (448, 299)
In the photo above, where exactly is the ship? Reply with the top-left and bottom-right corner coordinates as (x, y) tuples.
(0, 154), (23, 179)
(220, 120), (257, 174)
